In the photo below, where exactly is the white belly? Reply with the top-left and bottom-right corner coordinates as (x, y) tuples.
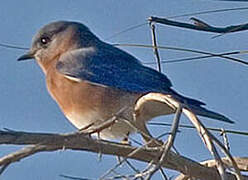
(65, 110), (135, 140)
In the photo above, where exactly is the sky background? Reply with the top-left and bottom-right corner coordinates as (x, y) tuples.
(0, 0), (248, 179)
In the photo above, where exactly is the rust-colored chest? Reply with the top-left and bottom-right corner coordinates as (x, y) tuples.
(45, 66), (139, 127)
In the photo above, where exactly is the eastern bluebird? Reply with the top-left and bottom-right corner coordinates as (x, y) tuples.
(18, 21), (233, 142)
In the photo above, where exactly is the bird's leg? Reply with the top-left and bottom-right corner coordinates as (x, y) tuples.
(78, 123), (95, 138)
(84, 117), (117, 137)
(77, 116), (118, 140)
(79, 107), (129, 139)
(78, 122), (95, 131)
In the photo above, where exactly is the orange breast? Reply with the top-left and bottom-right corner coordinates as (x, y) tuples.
(45, 66), (140, 132)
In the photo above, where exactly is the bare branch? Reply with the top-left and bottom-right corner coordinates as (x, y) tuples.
(140, 93), (244, 180)
(148, 16), (248, 34)
(202, 157), (248, 172)
(183, 109), (227, 180)
(0, 129), (243, 180)
(175, 157), (248, 180)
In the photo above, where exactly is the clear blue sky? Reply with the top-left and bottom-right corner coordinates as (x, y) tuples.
(0, 0), (248, 179)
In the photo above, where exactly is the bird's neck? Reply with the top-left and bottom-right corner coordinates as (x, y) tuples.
(36, 56), (59, 75)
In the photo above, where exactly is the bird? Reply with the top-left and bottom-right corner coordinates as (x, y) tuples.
(17, 21), (233, 143)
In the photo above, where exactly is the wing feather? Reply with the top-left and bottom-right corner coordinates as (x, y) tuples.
(56, 44), (173, 94)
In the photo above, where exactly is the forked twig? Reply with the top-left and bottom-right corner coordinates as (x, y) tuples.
(183, 109), (227, 180)
(176, 157), (248, 180)
(208, 130), (243, 179)
(148, 16), (248, 34)
(182, 109), (242, 180)
(143, 93), (242, 180)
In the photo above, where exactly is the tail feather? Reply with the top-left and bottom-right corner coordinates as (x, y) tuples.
(137, 92), (234, 124)
(189, 105), (234, 124)
(169, 89), (234, 124)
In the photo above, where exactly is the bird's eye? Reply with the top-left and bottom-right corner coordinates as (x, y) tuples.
(40, 36), (51, 45)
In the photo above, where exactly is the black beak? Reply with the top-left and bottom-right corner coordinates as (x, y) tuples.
(17, 52), (34, 61)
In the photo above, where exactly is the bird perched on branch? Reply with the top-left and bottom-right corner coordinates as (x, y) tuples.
(18, 21), (233, 143)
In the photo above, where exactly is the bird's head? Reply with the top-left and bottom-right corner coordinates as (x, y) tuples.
(18, 21), (99, 73)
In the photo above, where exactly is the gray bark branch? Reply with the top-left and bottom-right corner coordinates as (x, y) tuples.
(0, 129), (246, 180)
(148, 16), (248, 34)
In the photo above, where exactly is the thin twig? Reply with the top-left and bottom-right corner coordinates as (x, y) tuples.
(114, 43), (248, 66)
(209, 132), (243, 180)
(134, 161), (155, 179)
(144, 51), (242, 64)
(0, 163), (10, 175)
(220, 129), (230, 151)
(148, 122), (248, 136)
(99, 144), (152, 180)
(145, 104), (183, 180)
(60, 174), (93, 180)
(155, 94), (229, 180)
(182, 109), (243, 180)
(100, 120), (167, 180)
(167, 7), (248, 19)
(149, 23), (162, 72)
(100, 129), (169, 180)
(159, 168), (168, 180)
(182, 109), (228, 180)
(105, 22), (148, 40)
(125, 159), (141, 174)
(0, 43), (29, 50)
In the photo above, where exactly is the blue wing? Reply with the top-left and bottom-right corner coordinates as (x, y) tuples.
(56, 43), (235, 123)
(56, 43), (173, 94)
